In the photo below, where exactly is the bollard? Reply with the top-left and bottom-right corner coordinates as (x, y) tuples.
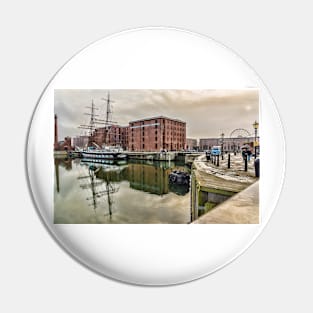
(254, 158), (260, 177)
(244, 154), (248, 171)
(228, 153), (230, 169)
(217, 155), (219, 167)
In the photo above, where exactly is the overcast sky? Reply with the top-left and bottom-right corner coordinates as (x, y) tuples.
(55, 89), (259, 140)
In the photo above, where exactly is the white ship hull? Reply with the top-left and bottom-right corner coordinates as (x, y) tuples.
(81, 149), (127, 160)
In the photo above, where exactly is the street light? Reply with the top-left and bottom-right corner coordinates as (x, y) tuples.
(220, 132), (225, 160)
(253, 120), (259, 158)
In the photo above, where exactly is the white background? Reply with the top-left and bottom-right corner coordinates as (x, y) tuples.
(0, 0), (311, 312)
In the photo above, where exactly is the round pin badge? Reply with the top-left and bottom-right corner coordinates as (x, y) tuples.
(27, 27), (285, 285)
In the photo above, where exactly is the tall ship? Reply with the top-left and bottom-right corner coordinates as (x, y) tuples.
(77, 92), (127, 161)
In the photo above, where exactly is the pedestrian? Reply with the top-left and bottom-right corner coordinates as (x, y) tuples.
(247, 149), (252, 161)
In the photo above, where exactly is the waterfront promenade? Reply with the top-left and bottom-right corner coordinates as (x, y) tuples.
(191, 153), (259, 223)
(198, 153), (257, 180)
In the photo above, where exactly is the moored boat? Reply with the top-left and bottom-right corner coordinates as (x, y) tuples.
(169, 170), (190, 185)
(81, 146), (127, 160)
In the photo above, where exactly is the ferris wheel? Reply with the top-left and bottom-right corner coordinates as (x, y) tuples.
(230, 128), (251, 139)
(229, 128), (251, 154)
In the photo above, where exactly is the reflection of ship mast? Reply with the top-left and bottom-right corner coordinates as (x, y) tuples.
(100, 177), (118, 216)
(78, 165), (119, 218)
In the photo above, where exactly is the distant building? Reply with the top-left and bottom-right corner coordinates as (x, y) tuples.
(73, 135), (89, 149)
(92, 127), (106, 147)
(91, 125), (129, 150)
(199, 137), (259, 152)
(120, 126), (129, 150)
(129, 116), (186, 152)
(57, 136), (73, 151)
(65, 115), (186, 152)
(107, 125), (129, 150)
(186, 138), (198, 150)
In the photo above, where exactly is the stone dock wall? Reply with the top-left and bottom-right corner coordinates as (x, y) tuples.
(126, 151), (203, 162)
(191, 155), (258, 223)
(192, 181), (259, 224)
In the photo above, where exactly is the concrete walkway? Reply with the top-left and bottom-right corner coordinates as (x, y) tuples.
(193, 180), (259, 224)
(197, 153), (257, 181)
(193, 154), (257, 193)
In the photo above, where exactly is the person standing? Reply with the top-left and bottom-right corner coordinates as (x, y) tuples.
(247, 149), (252, 161)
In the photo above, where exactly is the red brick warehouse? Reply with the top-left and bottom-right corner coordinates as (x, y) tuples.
(92, 125), (129, 150)
(129, 116), (186, 152)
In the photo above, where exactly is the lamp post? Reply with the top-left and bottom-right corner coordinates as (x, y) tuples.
(220, 132), (224, 160)
(253, 120), (259, 158)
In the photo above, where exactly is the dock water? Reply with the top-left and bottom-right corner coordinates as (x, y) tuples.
(54, 151), (259, 223)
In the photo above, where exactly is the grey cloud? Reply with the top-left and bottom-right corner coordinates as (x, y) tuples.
(55, 89), (259, 140)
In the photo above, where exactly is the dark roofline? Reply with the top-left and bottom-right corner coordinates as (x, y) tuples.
(129, 115), (186, 124)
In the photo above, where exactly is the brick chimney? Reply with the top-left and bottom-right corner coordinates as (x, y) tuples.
(54, 114), (59, 150)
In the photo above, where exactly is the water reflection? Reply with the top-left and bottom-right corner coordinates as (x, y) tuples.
(169, 183), (190, 196)
(78, 163), (120, 219)
(54, 158), (191, 224)
(128, 162), (171, 195)
(54, 157), (73, 193)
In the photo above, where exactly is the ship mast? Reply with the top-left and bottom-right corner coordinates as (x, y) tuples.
(78, 99), (99, 137)
(101, 92), (117, 145)
(78, 92), (117, 147)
